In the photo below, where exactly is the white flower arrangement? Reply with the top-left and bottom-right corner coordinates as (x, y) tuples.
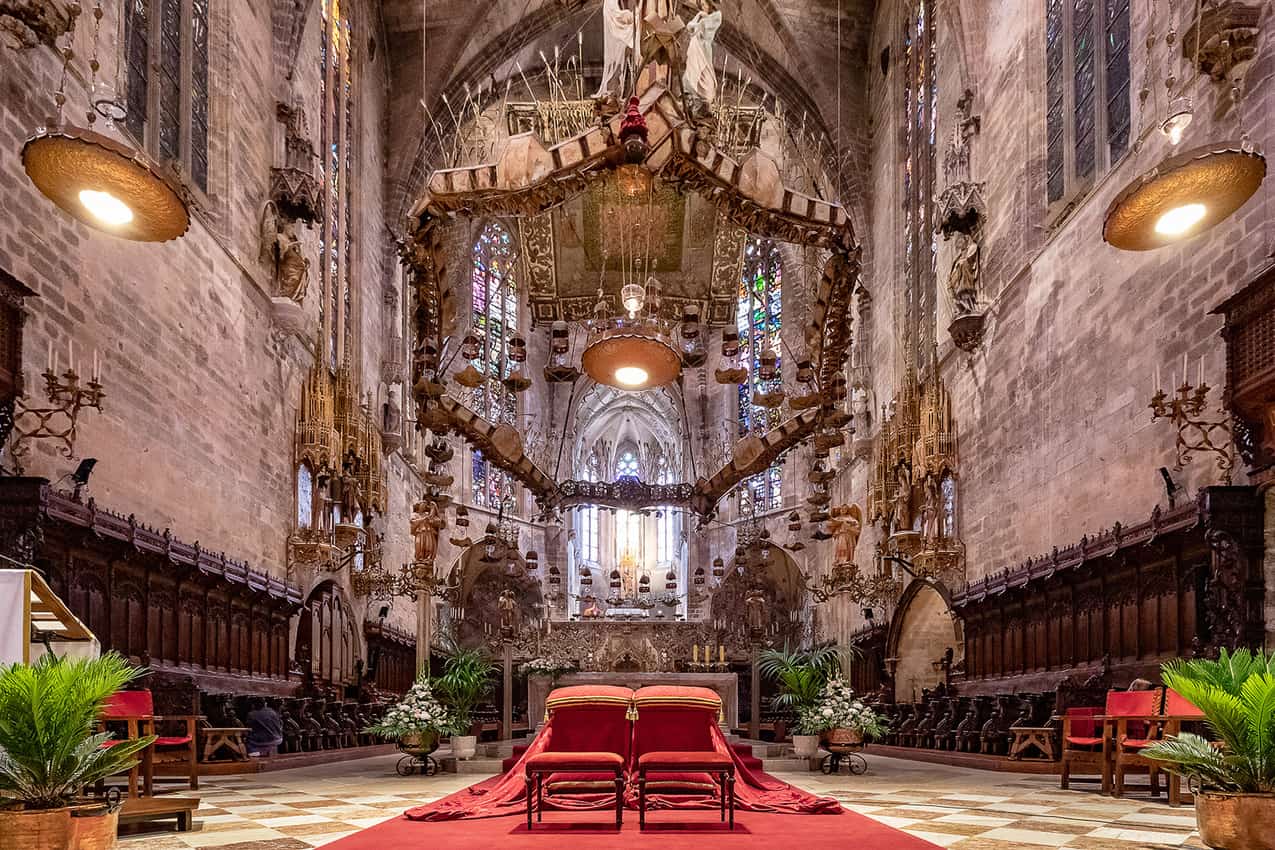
(519, 657), (577, 677)
(363, 675), (456, 739)
(797, 678), (888, 739)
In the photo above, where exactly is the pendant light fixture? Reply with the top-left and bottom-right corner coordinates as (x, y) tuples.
(22, 2), (190, 242)
(1103, 0), (1265, 251)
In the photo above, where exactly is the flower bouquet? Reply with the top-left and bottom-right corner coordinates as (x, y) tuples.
(364, 674), (454, 754)
(798, 678), (888, 743)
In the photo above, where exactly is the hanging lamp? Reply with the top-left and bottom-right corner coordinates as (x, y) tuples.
(22, 3), (189, 242)
(1103, 141), (1265, 250)
(1103, 1), (1265, 251)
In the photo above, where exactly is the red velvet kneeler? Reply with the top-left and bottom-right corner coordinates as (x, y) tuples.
(630, 686), (840, 815)
(406, 685), (634, 821)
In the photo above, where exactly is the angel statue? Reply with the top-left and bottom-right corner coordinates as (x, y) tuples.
(594, 0), (637, 98)
(682, 0), (721, 105)
(949, 230), (981, 315)
(830, 504), (863, 566)
(260, 200), (310, 303)
(410, 498), (446, 565)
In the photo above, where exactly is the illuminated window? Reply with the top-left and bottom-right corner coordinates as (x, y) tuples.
(902, 0), (938, 360)
(616, 509), (642, 562)
(318, 0), (357, 370)
(468, 222), (519, 508)
(737, 237), (783, 512)
(122, 0), (210, 191)
(581, 506), (600, 563)
(296, 463), (314, 529)
(1045, 0), (1131, 207)
(615, 449), (640, 480)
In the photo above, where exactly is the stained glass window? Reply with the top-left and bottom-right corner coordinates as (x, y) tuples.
(737, 237), (783, 513)
(1044, 0), (1130, 206)
(616, 509), (642, 562)
(615, 449), (640, 480)
(471, 449), (508, 509)
(903, 0), (938, 361)
(469, 222), (518, 508)
(320, 0), (356, 371)
(122, 0), (210, 191)
(296, 463), (314, 529)
(581, 506), (600, 563)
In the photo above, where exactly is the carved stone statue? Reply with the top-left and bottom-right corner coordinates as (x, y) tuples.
(948, 231), (980, 315)
(594, 0), (637, 98)
(892, 464), (913, 532)
(830, 503), (863, 565)
(383, 385), (402, 435)
(410, 498), (446, 565)
(340, 454), (362, 519)
(921, 477), (941, 540)
(682, 1), (721, 105)
(260, 201), (310, 303)
(498, 588), (518, 633)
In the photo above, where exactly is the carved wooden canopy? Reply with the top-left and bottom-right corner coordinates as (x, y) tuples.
(402, 64), (863, 522)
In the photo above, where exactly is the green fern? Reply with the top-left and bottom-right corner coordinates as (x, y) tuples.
(0, 653), (156, 809)
(757, 644), (843, 713)
(1143, 649), (1275, 793)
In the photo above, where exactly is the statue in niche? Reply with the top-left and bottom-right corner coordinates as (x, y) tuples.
(682, 0), (721, 106)
(892, 464), (913, 533)
(383, 385), (402, 435)
(260, 201), (310, 303)
(339, 453), (362, 519)
(948, 231), (981, 315)
(594, 0), (637, 98)
(830, 504), (863, 565)
(920, 477), (941, 540)
(279, 100), (315, 172)
(411, 499), (446, 565)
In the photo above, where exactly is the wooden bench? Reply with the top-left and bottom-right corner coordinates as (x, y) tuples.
(118, 796), (200, 832)
(200, 727), (250, 762)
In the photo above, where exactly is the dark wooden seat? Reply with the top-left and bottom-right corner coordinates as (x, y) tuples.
(118, 796), (200, 832)
(524, 751), (625, 830)
(636, 750), (735, 829)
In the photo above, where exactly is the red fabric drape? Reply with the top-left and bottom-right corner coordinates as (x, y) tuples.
(405, 686), (841, 821)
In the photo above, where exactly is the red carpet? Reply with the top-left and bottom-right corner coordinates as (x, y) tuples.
(323, 808), (943, 849)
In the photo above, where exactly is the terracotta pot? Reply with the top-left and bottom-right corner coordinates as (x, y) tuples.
(0, 803), (119, 850)
(791, 734), (821, 758)
(1195, 791), (1275, 850)
(826, 727), (864, 746)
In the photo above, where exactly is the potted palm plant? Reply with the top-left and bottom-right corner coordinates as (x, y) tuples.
(0, 652), (156, 850)
(1143, 648), (1275, 850)
(435, 645), (497, 760)
(758, 644), (841, 758)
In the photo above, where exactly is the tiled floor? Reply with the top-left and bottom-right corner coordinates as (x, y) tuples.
(118, 753), (1207, 850)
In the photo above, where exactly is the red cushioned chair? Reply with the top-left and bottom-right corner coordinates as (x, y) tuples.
(1059, 706), (1105, 791)
(1105, 689), (1165, 799)
(1159, 689), (1207, 807)
(524, 685), (632, 830)
(101, 689), (199, 796)
(631, 685), (734, 830)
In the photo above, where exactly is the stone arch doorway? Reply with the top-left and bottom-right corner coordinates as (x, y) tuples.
(885, 580), (962, 704)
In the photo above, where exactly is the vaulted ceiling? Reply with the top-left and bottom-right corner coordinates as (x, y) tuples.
(379, 0), (876, 226)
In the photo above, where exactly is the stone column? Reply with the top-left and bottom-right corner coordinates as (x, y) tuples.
(415, 592), (431, 673)
(749, 644), (761, 740)
(502, 641), (514, 741)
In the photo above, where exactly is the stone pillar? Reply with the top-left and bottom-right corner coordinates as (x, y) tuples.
(415, 592), (431, 673)
(502, 641), (514, 741)
(749, 644), (761, 740)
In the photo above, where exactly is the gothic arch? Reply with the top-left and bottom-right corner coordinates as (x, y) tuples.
(885, 579), (964, 703)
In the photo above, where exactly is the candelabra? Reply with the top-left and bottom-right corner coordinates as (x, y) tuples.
(802, 561), (902, 606)
(10, 363), (105, 469)
(1149, 374), (1235, 484)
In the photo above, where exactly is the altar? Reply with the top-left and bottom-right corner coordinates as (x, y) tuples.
(527, 672), (739, 731)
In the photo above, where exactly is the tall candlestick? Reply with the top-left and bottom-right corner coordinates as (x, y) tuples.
(1182, 352), (1188, 384)
(1198, 355), (1204, 387)
(693, 644), (698, 664)
(46, 339), (52, 371)
(718, 644), (725, 664)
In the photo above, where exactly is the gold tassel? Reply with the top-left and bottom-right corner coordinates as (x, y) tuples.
(626, 704), (639, 721)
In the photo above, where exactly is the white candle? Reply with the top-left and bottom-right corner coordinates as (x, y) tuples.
(1182, 353), (1188, 385)
(1155, 364), (1161, 393)
(1198, 356), (1204, 387)
(46, 339), (52, 371)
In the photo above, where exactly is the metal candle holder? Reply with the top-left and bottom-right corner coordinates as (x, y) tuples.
(10, 366), (105, 469)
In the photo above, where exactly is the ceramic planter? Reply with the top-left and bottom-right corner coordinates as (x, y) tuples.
(792, 734), (821, 758)
(450, 734), (478, 760)
(1194, 791), (1275, 850)
(0, 802), (119, 850)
